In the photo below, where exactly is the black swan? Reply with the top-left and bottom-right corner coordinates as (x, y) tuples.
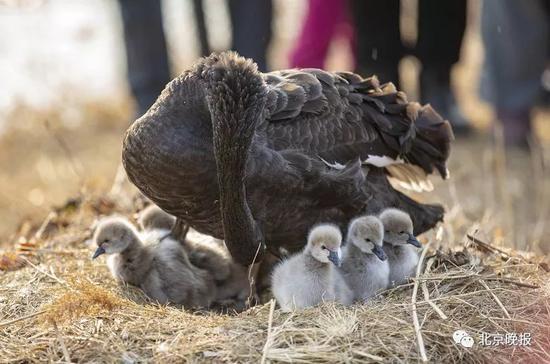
(122, 52), (453, 265)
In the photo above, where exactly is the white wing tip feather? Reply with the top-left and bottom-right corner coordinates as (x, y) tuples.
(363, 155), (404, 167)
(319, 157), (346, 170)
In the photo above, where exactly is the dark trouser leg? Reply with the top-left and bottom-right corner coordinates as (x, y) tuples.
(417, 0), (468, 132)
(351, 0), (402, 87)
(228, 0), (273, 72)
(481, 0), (549, 147)
(118, 0), (171, 117)
(192, 0), (210, 56)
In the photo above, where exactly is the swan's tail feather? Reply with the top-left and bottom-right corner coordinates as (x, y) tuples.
(361, 83), (454, 180)
(408, 104), (454, 179)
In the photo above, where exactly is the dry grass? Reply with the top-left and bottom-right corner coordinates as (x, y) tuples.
(0, 193), (549, 363)
(0, 98), (131, 241)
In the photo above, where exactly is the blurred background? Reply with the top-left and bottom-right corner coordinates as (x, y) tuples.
(0, 0), (548, 253)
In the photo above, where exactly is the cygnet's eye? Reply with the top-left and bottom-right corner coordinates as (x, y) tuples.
(366, 239), (371, 243)
(399, 231), (405, 234)
(321, 245), (327, 250)
(385, 230), (389, 233)
(102, 239), (110, 245)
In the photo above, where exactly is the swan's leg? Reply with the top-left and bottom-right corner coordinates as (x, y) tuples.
(172, 218), (190, 245)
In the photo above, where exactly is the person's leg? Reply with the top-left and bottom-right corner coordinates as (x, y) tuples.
(228, 0), (273, 72)
(118, 0), (171, 117)
(351, 0), (402, 86)
(481, 0), (549, 147)
(417, 0), (468, 133)
(192, 0), (210, 57)
(289, 0), (347, 69)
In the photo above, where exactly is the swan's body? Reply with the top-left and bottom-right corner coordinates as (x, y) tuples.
(271, 225), (352, 311)
(340, 216), (389, 301)
(380, 209), (421, 286)
(93, 217), (216, 308)
(123, 52), (453, 265)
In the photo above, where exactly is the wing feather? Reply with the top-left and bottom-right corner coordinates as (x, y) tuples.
(260, 68), (453, 185)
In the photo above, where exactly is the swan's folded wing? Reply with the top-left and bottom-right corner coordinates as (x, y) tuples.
(260, 69), (453, 180)
(261, 69), (378, 156)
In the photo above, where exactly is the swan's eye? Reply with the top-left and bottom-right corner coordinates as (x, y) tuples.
(399, 231), (405, 234)
(366, 239), (371, 243)
(321, 245), (327, 250)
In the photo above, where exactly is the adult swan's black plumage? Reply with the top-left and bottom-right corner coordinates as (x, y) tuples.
(123, 52), (453, 265)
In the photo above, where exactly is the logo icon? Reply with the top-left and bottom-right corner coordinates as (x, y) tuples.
(453, 330), (474, 348)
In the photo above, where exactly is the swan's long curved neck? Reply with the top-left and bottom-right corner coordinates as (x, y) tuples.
(210, 106), (265, 266)
(203, 54), (267, 265)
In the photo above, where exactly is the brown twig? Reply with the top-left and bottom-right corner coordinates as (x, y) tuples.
(245, 241), (264, 308)
(412, 241), (431, 362)
(480, 279), (511, 319)
(467, 234), (550, 272)
(53, 321), (72, 363)
(260, 299), (276, 364)
(421, 257), (448, 320)
(0, 310), (46, 328)
(484, 277), (540, 289)
(20, 256), (67, 286)
(466, 234), (511, 257)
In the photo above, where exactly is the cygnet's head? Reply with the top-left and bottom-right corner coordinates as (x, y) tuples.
(92, 217), (140, 259)
(306, 224), (343, 266)
(137, 205), (176, 231)
(379, 208), (421, 248)
(347, 215), (387, 260)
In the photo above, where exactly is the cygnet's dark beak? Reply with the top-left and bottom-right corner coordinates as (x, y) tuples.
(407, 233), (421, 248)
(328, 250), (341, 267)
(372, 245), (387, 261)
(92, 246), (106, 259)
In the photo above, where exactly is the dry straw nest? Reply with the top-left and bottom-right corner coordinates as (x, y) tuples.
(1, 195), (549, 363)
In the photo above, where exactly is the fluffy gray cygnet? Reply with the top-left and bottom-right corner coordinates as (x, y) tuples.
(137, 205), (250, 304)
(92, 216), (216, 309)
(340, 215), (389, 301)
(379, 208), (421, 287)
(271, 224), (352, 311)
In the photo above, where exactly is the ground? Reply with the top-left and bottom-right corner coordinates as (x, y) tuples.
(0, 195), (548, 362)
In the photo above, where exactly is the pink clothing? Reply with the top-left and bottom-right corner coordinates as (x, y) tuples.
(289, 0), (354, 69)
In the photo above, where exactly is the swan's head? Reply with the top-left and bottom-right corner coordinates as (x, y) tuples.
(347, 215), (386, 260)
(379, 208), (421, 248)
(92, 217), (140, 259)
(137, 205), (176, 231)
(306, 224), (343, 266)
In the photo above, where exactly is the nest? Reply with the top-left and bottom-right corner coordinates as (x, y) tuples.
(1, 194), (549, 363)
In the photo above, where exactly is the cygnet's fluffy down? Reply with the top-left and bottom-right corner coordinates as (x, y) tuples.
(340, 215), (389, 301)
(379, 208), (422, 286)
(137, 205), (250, 303)
(137, 204), (177, 232)
(271, 224), (352, 311)
(92, 216), (216, 308)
